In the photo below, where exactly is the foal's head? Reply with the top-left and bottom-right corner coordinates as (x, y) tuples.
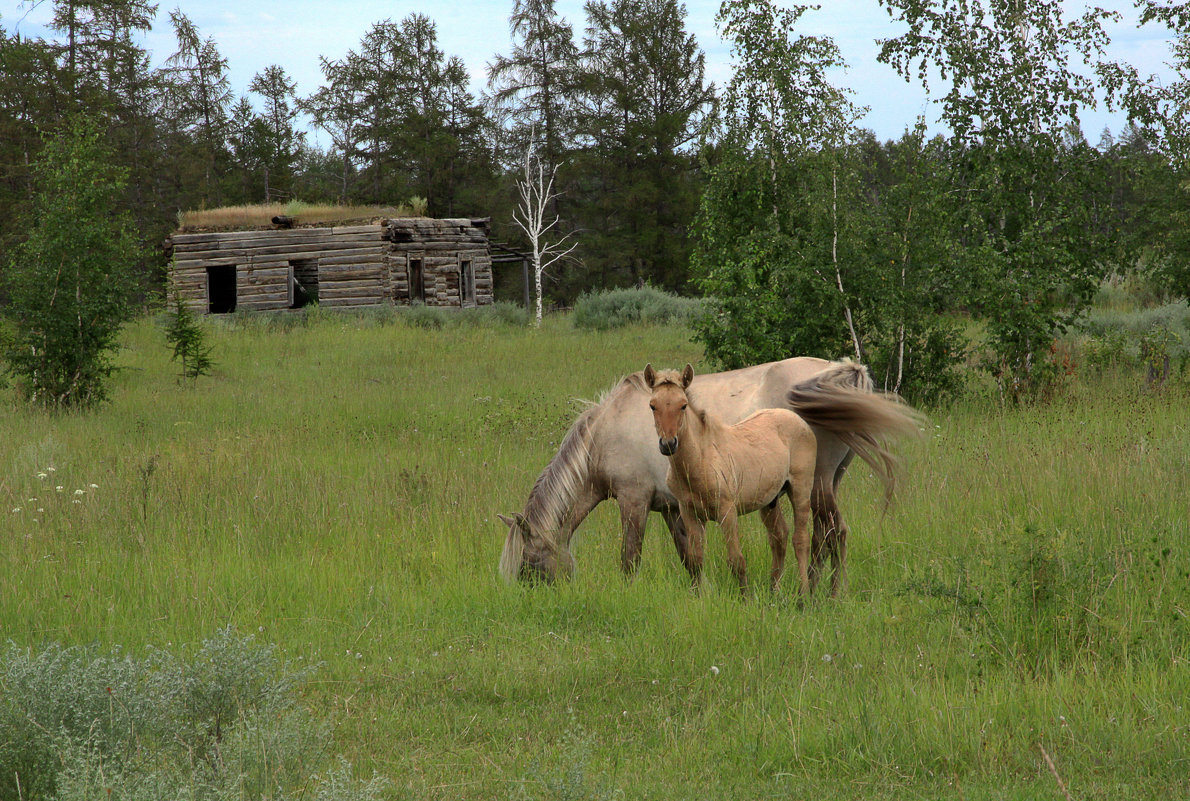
(498, 512), (575, 583)
(643, 363), (695, 456)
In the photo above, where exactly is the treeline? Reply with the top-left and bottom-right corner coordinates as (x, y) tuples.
(2, 0), (1189, 401)
(0, 0), (713, 295)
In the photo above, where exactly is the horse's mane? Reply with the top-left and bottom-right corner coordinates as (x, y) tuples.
(499, 373), (644, 581)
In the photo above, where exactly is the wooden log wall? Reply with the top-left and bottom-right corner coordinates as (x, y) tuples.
(167, 218), (493, 314)
(385, 218), (493, 308)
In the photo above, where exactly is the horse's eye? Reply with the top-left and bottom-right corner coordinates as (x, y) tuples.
(649, 403), (656, 410)
(681, 404), (687, 411)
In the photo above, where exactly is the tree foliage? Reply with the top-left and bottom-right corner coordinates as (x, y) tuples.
(879, 0), (1117, 398)
(1, 117), (140, 408)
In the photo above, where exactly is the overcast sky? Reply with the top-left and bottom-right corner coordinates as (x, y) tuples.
(0, 0), (1177, 144)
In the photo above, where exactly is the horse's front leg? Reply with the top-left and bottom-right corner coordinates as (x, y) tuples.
(719, 507), (747, 595)
(616, 491), (652, 577)
(759, 501), (789, 594)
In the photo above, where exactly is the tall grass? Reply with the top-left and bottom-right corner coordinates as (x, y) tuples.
(0, 314), (1187, 800)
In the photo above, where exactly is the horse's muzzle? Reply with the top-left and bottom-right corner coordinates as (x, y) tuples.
(658, 437), (678, 456)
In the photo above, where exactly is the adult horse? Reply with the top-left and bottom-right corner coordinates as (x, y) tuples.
(498, 357), (919, 593)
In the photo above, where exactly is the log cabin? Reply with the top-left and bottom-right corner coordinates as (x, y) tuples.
(167, 217), (494, 314)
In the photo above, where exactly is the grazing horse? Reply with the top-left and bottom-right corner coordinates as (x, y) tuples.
(645, 363), (817, 595)
(498, 357), (919, 591)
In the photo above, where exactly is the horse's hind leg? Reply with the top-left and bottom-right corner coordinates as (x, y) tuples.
(810, 473), (851, 597)
(827, 457), (853, 597)
(759, 501), (789, 593)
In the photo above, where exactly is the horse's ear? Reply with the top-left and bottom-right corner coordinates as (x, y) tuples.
(681, 363), (694, 388)
(497, 513), (521, 536)
(643, 363), (657, 388)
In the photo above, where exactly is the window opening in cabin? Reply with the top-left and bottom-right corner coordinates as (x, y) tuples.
(409, 255), (426, 303)
(290, 259), (319, 308)
(207, 265), (237, 314)
(460, 257), (474, 305)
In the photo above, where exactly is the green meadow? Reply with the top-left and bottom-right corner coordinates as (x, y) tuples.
(1, 312), (1187, 800)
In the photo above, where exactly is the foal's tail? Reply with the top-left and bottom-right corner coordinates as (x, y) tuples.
(786, 360), (924, 503)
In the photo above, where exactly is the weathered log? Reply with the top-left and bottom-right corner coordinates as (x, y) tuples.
(170, 225), (383, 245)
(173, 240), (387, 262)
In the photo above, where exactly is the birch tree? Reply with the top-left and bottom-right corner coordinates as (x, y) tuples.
(879, 0), (1117, 398)
(513, 136), (577, 326)
(691, 0), (862, 368)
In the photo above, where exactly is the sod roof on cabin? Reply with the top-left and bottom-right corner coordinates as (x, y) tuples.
(175, 204), (411, 233)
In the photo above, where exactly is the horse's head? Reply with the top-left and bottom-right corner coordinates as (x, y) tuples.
(644, 363), (694, 456)
(498, 512), (575, 583)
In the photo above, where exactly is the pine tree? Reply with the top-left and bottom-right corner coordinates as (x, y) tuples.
(165, 292), (214, 380)
(575, 0), (714, 291)
(249, 65), (304, 201)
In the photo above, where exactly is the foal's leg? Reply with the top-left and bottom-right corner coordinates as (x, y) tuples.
(789, 475), (815, 599)
(661, 506), (693, 575)
(719, 507), (748, 595)
(759, 501), (789, 593)
(679, 504), (707, 588)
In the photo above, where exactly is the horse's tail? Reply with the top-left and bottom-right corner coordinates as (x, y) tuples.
(499, 403), (599, 582)
(786, 360), (923, 503)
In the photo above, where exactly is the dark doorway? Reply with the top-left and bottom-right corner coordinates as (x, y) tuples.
(460, 258), (474, 305)
(207, 265), (237, 314)
(409, 256), (426, 303)
(290, 259), (318, 308)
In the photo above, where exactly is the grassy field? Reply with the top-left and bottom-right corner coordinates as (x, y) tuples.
(1, 311), (1187, 800)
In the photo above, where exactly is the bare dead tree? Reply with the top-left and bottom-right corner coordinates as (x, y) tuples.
(513, 134), (577, 326)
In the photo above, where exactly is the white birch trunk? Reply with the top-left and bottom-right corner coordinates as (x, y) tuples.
(832, 168), (862, 362)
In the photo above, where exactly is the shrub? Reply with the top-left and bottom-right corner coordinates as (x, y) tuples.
(1077, 300), (1190, 380)
(456, 301), (530, 328)
(572, 287), (704, 331)
(400, 302), (450, 330)
(0, 628), (381, 801)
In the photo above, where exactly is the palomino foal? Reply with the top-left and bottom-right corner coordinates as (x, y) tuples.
(645, 363), (818, 595)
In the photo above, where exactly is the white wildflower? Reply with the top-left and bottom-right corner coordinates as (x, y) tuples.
(74, 489), (86, 496)
(709, 665), (720, 675)
(822, 654), (833, 663)
(12, 508), (20, 514)
(89, 484), (99, 489)
(36, 472), (47, 480)
(55, 486), (64, 492)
